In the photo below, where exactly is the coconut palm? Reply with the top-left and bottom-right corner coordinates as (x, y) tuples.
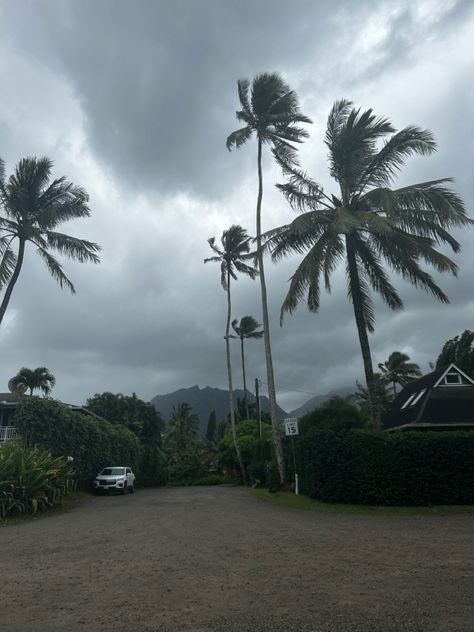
(231, 316), (263, 420)
(0, 156), (101, 326)
(164, 403), (199, 453)
(269, 100), (471, 426)
(227, 73), (312, 482)
(204, 225), (258, 484)
(9, 366), (56, 396)
(378, 351), (422, 397)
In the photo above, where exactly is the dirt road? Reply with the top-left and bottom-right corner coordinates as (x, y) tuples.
(2, 486), (473, 631)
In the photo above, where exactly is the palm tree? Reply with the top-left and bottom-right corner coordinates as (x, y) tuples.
(165, 403), (199, 453)
(378, 351), (422, 397)
(231, 316), (263, 419)
(9, 366), (56, 396)
(204, 225), (258, 484)
(227, 73), (312, 483)
(269, 100), (471, 426)
(0, 157), (101, 326)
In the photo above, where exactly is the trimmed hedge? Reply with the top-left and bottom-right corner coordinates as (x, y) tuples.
(15, 397), (142, 488)
(297, 429), (474, 505)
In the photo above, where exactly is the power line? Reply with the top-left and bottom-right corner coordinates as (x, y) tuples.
(258, 380), (319, 397)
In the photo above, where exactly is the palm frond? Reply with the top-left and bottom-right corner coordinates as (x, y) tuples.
(346, 259), (376, 332)
(45, 231), (101, 263)
(0, 237), (17, 289)
(226, 126), (253, 151)
(36, 247), (75, 293)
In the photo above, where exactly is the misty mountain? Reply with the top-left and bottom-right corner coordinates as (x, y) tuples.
(151, 385), (288, 435)
(288, 387), (355, 419)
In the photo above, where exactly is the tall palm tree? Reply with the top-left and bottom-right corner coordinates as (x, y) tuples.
(268, 100), (471, 426)
(378, 351), (422, 397)
(231, 315), (263, 420)
(204, 225), (258, 484)
(0, 157), (101, 326)
(9, 366), (56, 396)
(227, 73), (312, 483)
(165, 403), (199, 453)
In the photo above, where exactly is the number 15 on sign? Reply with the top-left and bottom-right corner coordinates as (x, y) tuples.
(284, 418), (299, 436)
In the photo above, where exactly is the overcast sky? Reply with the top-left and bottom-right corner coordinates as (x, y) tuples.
(0, 0), (473, 412)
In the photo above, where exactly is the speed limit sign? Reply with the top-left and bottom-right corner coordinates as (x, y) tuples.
(284, 417), (299, 436)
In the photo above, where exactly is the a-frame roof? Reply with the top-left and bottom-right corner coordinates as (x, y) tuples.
(383, 363), (474, 431)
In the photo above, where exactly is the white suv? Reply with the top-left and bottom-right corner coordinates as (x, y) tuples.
(93, 466), (135, 494)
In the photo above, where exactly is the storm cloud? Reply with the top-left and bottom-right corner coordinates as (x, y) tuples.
(0, 0), (473, 412)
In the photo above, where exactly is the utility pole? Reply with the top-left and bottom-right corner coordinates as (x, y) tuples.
(255, 377), (262, 439)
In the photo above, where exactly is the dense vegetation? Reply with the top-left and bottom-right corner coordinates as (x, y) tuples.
(15, 397), (142, 488)
(0, 441), (75, 518)
(297, 429), (474, 506)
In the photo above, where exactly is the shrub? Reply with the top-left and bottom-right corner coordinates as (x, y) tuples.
(0, 442), (75, 518)
(299, 396), (367, 435)
(15, 397), (142, 488)
(172, 474), (231, 486)
(218, 420), (273, 483)
(297, 429), (474, 505)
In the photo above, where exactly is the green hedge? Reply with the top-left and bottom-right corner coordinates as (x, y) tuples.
(297, 429), (474, 505)
(15, 397), (142, 488)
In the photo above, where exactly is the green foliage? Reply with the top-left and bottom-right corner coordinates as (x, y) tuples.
(167, 440), (217, 484)
(0, 441), (75, 518)
(297, 429), (474, 506)
(172, 474), (230, 487)
(86, 391), (163, 444)
(218, 420), (272, 483)
(15, 397), (142, 488)
(9, 366), (56, 396)
(206, 410), (217, 442)
(140, 445), (168, 487)
(299, 396), (367, 435)
(378, 351), (422, 393)
(436, 330), (474, 377)
(164, 402), (199, 453)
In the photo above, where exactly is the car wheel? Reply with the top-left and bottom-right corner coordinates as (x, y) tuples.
(129, 484), (134, 494)
(121, 483), (127, 495)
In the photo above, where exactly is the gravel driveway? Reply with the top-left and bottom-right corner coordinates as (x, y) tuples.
(2, 486), (473, 632)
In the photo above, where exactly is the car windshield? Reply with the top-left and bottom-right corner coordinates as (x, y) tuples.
(100, 468), (125, 476)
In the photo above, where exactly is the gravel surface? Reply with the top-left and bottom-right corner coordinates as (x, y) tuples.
(2, 486), (473, 631)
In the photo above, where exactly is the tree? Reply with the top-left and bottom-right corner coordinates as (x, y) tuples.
(269, 100), (471, 426)
(164, 402), (199, 453)
(9, 366), (56, 396)
(227, 73), (312, 483)
(206, 410), (217, 442)
(231, 315), (263, 419)
(378, 351), (422, 397)
(204, 225), (258, 484)
(435, 330), (474, 377)
(353, 374), (393, 420)
(0, 157), (101, 326)
(86, 392), (163, 445)
(299, 396), (367, 435)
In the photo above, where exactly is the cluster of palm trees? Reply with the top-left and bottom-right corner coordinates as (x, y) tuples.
(206, 72), (470, 485)
(9, 366), (56, 397)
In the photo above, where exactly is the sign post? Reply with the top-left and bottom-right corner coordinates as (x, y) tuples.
(284, 417), (299, 495)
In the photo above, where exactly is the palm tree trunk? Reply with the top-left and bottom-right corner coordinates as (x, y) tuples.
(256, 137), (286, 484)
(225, 270), (247, 484)
(240, 337), (250, 420)
(0, 238), (25, 327)
(345, 236), (381, 427)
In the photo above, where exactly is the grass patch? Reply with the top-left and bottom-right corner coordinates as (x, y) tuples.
(244, 488), (474, 516)
(0, 491), (89, 528)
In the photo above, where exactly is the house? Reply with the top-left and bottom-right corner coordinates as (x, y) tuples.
(383, 363), (474, 431)
(0, 392), (103, 442)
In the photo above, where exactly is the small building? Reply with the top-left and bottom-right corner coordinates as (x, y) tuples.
(383, 363), (474, 431)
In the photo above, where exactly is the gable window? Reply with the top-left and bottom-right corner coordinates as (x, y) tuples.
(443, 372), (462, 385)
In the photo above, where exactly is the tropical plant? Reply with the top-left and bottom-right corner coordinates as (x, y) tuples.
(231, 315), (263, 419)
(204, 224), (258, 485)
(164, 402), (200, 453)
(269, 100), (471, 426)
(0, 441), (75, 518)
(206, 410), (217, 442)
(378, 351), (422, 397)
(0, 156), (101, 326)
(299, 396), (367, 435)
(9, 366), (56, 396)
(227, 73), (312, 483)
(86, 391), (163, 445)
(435, 330), (474, 377)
